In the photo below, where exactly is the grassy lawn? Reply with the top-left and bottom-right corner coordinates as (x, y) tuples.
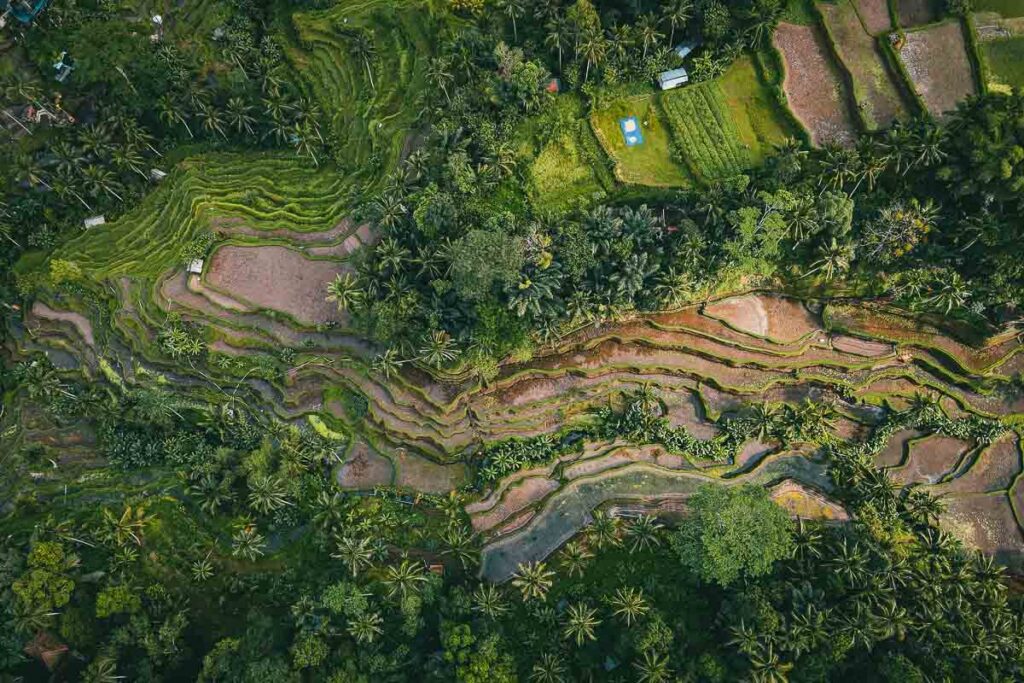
(974, 0), (1024, 16)
(590, 92), (694, 187)
(983, 36), (1024, 89)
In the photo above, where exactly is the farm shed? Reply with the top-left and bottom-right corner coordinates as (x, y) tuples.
(83, 215), (105, 229)
(188, 259), (204, 275)
(657, 67), (689, 90)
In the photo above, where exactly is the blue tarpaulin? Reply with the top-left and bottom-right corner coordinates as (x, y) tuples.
(618, 116), (643, 147)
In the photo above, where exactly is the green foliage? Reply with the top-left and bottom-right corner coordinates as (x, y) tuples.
(95, 584), (142, 618)
(672, 484), (794, 586)
(661, 81), (751, 180)
(12, 541), (77, 615)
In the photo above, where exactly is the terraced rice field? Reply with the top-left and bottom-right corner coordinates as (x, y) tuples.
(897, 0), (942, 27)
(286, 0), (436, 178)
(898, 22), (978, 116)
(855, 0), (894, 34)
(819, 0), (909, 129)
(774, 22), (859, 145)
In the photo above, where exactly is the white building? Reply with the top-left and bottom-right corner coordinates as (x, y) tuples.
(83, 215), (105, 229)
(187, 259), (204, 275)
(657, 68), (689, 91)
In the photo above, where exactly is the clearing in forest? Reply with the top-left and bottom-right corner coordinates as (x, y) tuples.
(898, 22), (978, 116)
(897, 0), (942, 27)
(528, 131), (608, 211)
(204, 245), (346, 326)
(819, 0), (909, 129)
(590, 92), (693, 187)
(774, 22), (858, 145)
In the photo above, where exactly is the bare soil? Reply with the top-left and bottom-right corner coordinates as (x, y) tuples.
(855, 0), (894, 34)
(891, 435), (972, 484)
(470, 476), (559, 532)
(703, 294), (820, 342)
(940, 493), (1023, 568)
(337, 441), (393, 489)
(935, 434), (1021, 494)
(899, 23), (977, 116)
(394, 449), (467, 493)
(820, 0), (909, 129)
(205, 245), (347, 326)
(31, 302), (95, 347)
(875, 428), (927, 467)
(831, 334), (893, 357)
(774, 22), (859, 145)
(898, 0), (940, 27)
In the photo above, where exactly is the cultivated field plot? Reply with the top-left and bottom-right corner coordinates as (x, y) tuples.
(897, 0), (942, 27)
(590, 93), (693, 187)
(703, 293), (821, 342)
(716, 57), (799, 164)
(660, 82), (751, 180)
(898, 22), (978, 116)
(774, 22), (859, 145)
(820, 0), (909, 129)
(974, 11), (1024, 90)
(855, 0), (894, 34)
(204, 245), (346, 326)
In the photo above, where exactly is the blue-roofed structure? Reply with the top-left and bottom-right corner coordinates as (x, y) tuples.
(1, 0), (48, 25)
(618, 116), (644, 147)
(674, 39), (700, 60)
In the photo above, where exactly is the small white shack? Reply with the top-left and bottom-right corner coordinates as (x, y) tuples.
(657, 67), (689, 91)
(83, 215), (105, 229)
(187, 259), (204, 275)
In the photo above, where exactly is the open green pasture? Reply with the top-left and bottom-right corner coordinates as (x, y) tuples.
(982, 37), (1024, 89)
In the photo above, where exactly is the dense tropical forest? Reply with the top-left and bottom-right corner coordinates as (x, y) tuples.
(3, 0), (1024, 680)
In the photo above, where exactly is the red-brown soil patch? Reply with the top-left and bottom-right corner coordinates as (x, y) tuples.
(855, 0), (893, 34)
(770, 479), (850, 521)
(337, 441), (393, 489)
(899, 23), (977, 116)
(891, 434), (971, 484)
(470, 477), (559, 532)
(205, 245), (346, 326)
(31, 302), (95, 347)
(703, 294), (820, 343)
(774, 22), (858, 145)
(820, 0), (909, 129)
(935, 434), (1021, 494)
(732, 439), (776, 471)
(394, 449), (467, 493)
(875, 428), (927, 467)
(213, 217), (355, 244)
(940, 493), (1023, 568)
(897, 0), (940, 27)
(664, 391), (720, 439)
(187, 274), (253, 312)
(831, 334), (892, 357)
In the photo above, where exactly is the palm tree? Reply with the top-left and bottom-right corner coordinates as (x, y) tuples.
(626, 515), (663, 553)
(924, 271), (970, 313)
(563, 602), (600, 646)
(442, 526), (478, 569)
(383, 558), (428, 600)
(545, 18), (571, 71)
(512, 561), (555, 601)
(291, 121), (321, 166)
(191, 555), (215, 582)
(347, 31), (377, 90)
(101, 505), (150, 547)
(187, 473), (235, 513)
(806, 237), (853, 281)
(247, 474), (291, 514)
(419, 330), (460, 367)
(634, 650), (672, 683)
(82, 656), (122, 683)
(472, 584), (509, 619)
(637, 14), (664, 59)
(586, 510), (622, 550)
(325, 272), (363, 312)
(158, 94), (193, 138)
(81, 164), (125, 202)
(111, 144), (148, 181)
(530, 652), (568, 683)
(196, 102), (228, 139)
(609, 587), (649, 626)
(15, 153), (51, 190)
(661, 0), (694, 44)
(348, 611), (384, 644)
(495, 0), (526, 40)
(332, 535), (374, 578)
(426, 57), (454, 104)
(559, 540), (593, 577)
(372, 348), (403, 379)
(79, 123), (113, 161)
(231, 523), (267, 561)
(579, 28), (607, 82)
(747, 643), (793, 683)
(226, 97), (257, 137)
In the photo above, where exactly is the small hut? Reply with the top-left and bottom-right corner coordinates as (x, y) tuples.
(83, 215), (106, 229)
(187, 259), (204, 275)
(657, 67), (689, 91)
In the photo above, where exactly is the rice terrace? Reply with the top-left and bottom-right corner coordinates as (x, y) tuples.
(4, 0), (1024, 679)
